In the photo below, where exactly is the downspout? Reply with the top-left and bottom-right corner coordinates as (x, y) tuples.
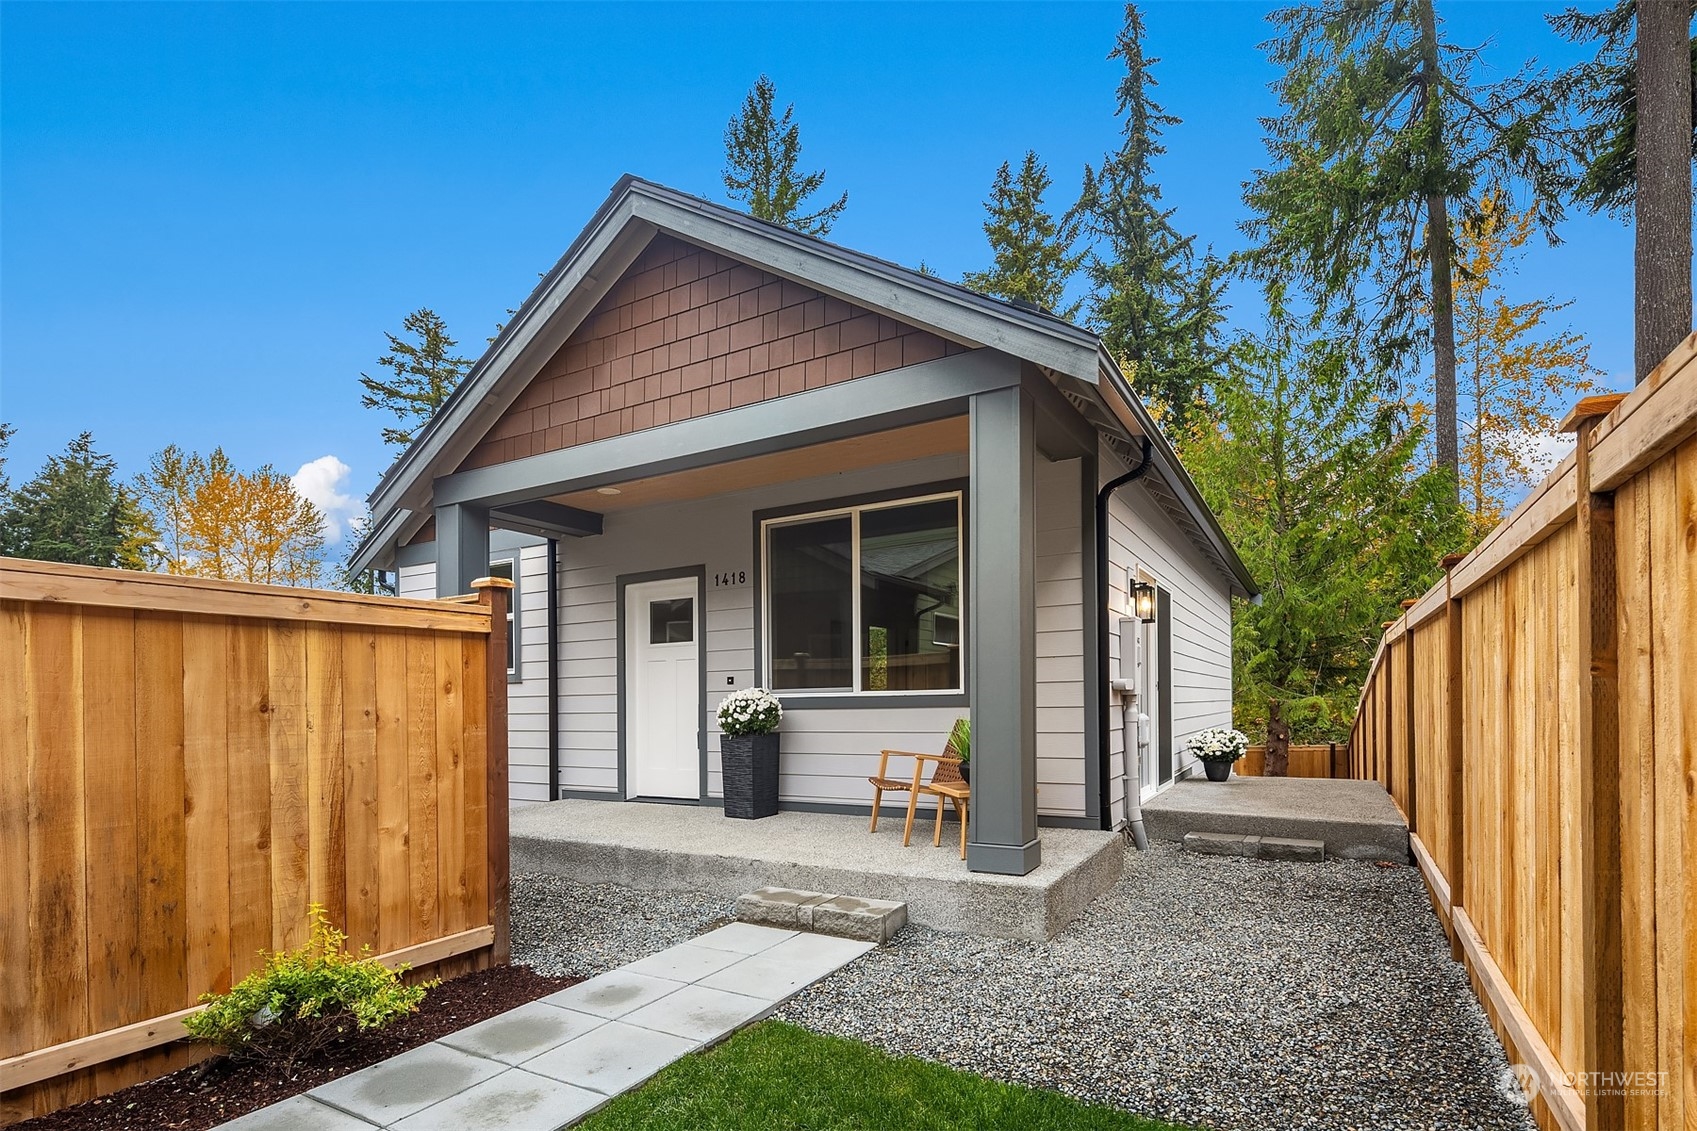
(1095, 437), (1153, 845)
(546, 537), (560, 801)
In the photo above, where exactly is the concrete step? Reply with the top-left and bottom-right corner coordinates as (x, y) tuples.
(1144, 778), (1409, 863)
(1183, 831), (1325, 862)
(736, 886), (908, 943)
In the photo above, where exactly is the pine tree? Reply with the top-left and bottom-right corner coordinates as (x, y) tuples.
(0, 432), (155, 569)
(133, 445), (327, 586)
(1182, 302), (1467, 740)
(1551, 1), (1695, 380)
(962, 152), (1085, 318)
(1245, 0), (1566, 494)
(1453, 193), (1601, 535)
(359, 309), (473, 451)
(1080, 4), (1229, 434)
(722, 75), (847, 236)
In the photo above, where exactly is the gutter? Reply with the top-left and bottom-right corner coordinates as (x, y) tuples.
(1095, 436), (1154, 832)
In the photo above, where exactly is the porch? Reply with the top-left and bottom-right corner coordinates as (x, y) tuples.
(510, 799), (1124, 940)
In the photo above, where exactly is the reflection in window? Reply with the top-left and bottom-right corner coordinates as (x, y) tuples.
(860, 499), (960, 692)
(767, 516), (853, 690)
(762, 494), (962, 695)
(648, 597), (694, 644)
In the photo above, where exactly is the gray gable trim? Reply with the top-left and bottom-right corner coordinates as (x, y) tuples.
(352, 174), (1255, 597)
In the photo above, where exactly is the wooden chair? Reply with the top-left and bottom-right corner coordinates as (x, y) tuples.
(867, 720), (971, 858)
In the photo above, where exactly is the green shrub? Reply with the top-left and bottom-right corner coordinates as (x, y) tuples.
(184, 904), (431, 1072)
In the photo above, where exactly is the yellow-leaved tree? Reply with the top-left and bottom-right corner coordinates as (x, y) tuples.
(1453, 193), (1603, 537)
(134, 446), (327, 585)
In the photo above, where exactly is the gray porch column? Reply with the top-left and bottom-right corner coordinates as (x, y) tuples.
(966, 386), (1040, 875)
(434, 501), (490, 598)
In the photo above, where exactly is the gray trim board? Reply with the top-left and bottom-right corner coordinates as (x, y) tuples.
(490, 500), (603, 540)
(751, 478), (970, 707)
(432, 349), (1016, 509)
(1079, 450), (1102, 823)
(615, 565), (709, 803)
(393, 527), (547, 569)
(1158, 587), (1174, 784)
(434, 502), (489, 598)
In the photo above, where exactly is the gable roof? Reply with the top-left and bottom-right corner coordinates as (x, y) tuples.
(356, 175), (1256, 599)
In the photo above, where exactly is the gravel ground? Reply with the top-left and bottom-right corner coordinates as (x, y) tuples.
(511, 872), (735, 979)
(509, 849), (1535, 1131)
(776, 844), (1535, 1131)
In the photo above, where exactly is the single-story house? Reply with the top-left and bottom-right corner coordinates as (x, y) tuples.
(352, 175), (1256, 877)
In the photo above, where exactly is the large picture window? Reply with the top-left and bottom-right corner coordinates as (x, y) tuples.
(762, 493), (963, 695)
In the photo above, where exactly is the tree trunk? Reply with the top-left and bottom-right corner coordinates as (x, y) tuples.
(1266, 700), (1291, 777)
(1634, 0), (1694, 382)
(1418, 0), (1460, 489)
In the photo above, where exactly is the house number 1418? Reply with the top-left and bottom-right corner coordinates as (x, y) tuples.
(712, 570), (748, 588)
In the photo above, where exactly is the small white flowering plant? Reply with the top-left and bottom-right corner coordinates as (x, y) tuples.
(1187, 725), (1250, 763)
(717, 686), (783, 737)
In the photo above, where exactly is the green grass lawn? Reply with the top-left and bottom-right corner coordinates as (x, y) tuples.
(576, 1020), (1196, 1131)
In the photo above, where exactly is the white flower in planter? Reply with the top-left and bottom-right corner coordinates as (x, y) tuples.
(1187, 725), (1249, 763)
(717, 687), (782, 737)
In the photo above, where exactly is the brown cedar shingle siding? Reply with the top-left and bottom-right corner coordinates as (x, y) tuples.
(457, 235), (965, 472)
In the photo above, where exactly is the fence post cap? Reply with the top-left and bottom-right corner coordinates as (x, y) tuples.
(469, 577), (515, 591)
(1556, 393), (1628, 434)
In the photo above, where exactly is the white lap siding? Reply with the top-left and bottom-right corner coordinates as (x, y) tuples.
(396, 539), (555, 803)
(1034, 457), (1087, 819)
(1101, 441), (1235, 827)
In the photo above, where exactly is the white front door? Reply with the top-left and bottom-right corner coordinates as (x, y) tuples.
(625, 577), (701, 800)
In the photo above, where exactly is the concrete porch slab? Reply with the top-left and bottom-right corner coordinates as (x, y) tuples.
(510, 799), (1123, 940)
(1144, 777), (1407, 862)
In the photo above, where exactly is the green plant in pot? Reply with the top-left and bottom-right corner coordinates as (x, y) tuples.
(1188, 725), (1249, 782)
(718, 686), (783, 819)
(950, 717), (971, 783)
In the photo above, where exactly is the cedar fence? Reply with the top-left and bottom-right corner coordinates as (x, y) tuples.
(0, 560), (512, 1123)
(1348, 334), (1697, 1131)
(1231, 743), (1347, 779)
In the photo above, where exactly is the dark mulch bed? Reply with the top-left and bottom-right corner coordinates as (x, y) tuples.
(19, 964), (579, 1131)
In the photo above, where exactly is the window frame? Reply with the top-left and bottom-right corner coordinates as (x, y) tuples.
(758, 488), (966, 701)
(488, 555), (521, 683)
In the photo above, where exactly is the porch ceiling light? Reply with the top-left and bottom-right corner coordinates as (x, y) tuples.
(596, 486), (622, 496)
(1131, 579), (1157, 624)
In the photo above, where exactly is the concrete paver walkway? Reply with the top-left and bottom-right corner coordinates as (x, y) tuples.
(217, 924), (874, 1131)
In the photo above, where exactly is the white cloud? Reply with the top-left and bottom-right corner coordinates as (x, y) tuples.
(292, 455), (361, 543)
(1517, 430), (1572, 478)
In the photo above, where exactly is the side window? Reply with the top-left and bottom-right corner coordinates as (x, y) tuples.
(489, 558), (518, 678)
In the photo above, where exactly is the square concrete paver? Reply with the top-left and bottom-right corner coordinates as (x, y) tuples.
(388, 1067), (605, 1131)
(523, 1019), (697, 1095)
(540, 969), (685, 1020)
(216, 1095), (377, 1131)
(437, 1000), (606, 1066)
(621, 983), (772, 1043)
(621, 942), (748, 983)
(309, 1041), (504, 1125)
(688, 921), (797, 954)
(699, 933), (875, 1000)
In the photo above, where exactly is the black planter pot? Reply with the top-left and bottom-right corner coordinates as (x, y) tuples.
(1202, 759), (1233, 782)
(721, 732), (780, 819)
(959, 763), (970, 784)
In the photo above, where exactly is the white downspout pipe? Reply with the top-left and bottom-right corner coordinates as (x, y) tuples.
(1110, 678), (1149, 849)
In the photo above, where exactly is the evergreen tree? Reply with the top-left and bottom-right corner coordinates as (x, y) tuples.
(1244, 0), (1565, 493)
(359, 309), (473, 451)
(722, 75), (848, 236)
(1551, 1), (1695, 380)
(963, 152), (1086, 318)
(1182, 298), (1468, 741)
(1080, 4), (1229, 434)
(0, 432), (155, 569)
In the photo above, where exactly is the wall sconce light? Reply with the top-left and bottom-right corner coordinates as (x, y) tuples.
(1131, 579), (1158, 624)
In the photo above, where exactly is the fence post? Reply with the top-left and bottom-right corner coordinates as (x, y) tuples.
(1561, 394), (1627, 1130)
(1399, 601), (1419, 833)
(472, 576), (513, 967)
(1441, 554), (1466, 963)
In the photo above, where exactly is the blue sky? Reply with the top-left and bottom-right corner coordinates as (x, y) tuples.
(2, 2), (1632, 539)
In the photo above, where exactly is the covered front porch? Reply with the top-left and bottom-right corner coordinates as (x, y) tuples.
(423, 347), (1107, 877)
(510, 798), (1124, 939)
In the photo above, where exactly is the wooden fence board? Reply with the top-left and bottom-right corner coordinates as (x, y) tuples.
(0, 560), (507, 1122)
